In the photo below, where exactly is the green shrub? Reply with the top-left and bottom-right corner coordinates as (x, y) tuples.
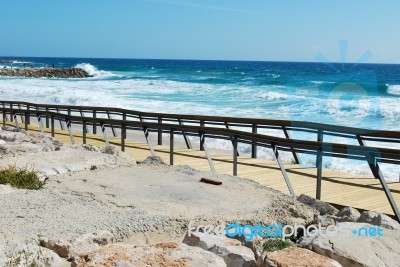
(0, 165), (43, 190)
(263, 238), (292, 252)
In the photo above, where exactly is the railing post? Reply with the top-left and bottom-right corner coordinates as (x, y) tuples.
(45, 107), (49, 128)
(143, 125), (155, 156)
(225, 122), (239, 156)
(121, 123), (126, 151)
(83, 121), (87, 144)
(26, 105), (30, 125)
(80, 110), (89, 134)
(2, 107), (6, 126)
(170, 129), (174, 165)
(9, 104), (13, 122)
(316, 129), (324, 200)
(233, 136), (238, 176)
(199, 130), (216, 172)
(66, 118), (75, 144)
(37, 114), (44, 134)
(179, 119), (192, 149)
(122, 113), (127, 139)
(18, 104), (24, 123)
(251, 123), (257, 158)
(100, 122), (109, 145)
(2, 102), (7, 124)
(357, 134), (380, 180)
(200, 120), (205, 151)
(93, 110), (97, 134)
(51, 115), (55, 137)
(24, 111), (28, 130)
(158, 117), (162, 145)
(271, 141), (295, 196)
(139, 116), (155, 156)
(282, 125), (300, 164)
(107, 111), (118, 137)
(56, 108), (65, 130)
(13, 112), (19, 131)
(368, 153), (400, 222)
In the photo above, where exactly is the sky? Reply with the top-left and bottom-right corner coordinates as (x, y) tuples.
(0, 0), (399, 63)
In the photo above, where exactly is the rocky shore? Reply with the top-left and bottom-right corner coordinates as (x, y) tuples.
(0, 60), (13, 64)
(0, 127), (399, 266)
(0, 67), (92, 78)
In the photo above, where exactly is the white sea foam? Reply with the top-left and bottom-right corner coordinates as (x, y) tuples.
(327, 98), (371, 121)
(258, 91), (288, 101)
(75, 63), (117, 78)
(0, 75), (399, 180)
(387, 85), (400, 95)
(12, 61), (33, 64)
(269, 74), (280, 78)
(310, 80), (335, 85)
(183, 130), (399, 181)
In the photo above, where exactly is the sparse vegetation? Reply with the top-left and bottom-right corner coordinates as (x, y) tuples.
(263, 238), (292, 252)
(0, 165), (43, 190)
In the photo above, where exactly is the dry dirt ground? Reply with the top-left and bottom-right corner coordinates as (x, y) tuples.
(0, 127), (317, 266)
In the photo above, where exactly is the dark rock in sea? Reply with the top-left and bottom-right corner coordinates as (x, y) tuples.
(0, 67), (92, 78)
(0, 60), (14, 64)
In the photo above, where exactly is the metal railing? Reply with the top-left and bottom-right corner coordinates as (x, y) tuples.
(1, 100), (400, 221)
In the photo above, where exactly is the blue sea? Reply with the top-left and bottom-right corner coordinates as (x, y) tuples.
(0, 57), (399, 179)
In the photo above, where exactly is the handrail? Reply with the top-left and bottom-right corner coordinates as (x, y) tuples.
(2, 100), (400, 139)
(1, 101), (400, 222)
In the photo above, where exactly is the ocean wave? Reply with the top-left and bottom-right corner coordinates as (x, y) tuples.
(0, 75), (398, 180)
(324, 96), (400, 125)
(378, 97), (400, 121)
(12, 60), (33, 64)
(387, 85), (400, 95)
(75, 63), (117, 78)
(268, 73), (280, 78)
(327, 98), (371, 120)
(310, 80), (336, 85)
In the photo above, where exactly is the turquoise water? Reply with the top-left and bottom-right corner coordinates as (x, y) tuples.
(0, 57), (399, 130)
(0, 57), (399, 179)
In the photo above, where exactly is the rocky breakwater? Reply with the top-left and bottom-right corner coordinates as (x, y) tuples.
(0, 67), (92, 78)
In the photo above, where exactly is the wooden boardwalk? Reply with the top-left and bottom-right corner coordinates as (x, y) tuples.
(6, 122), (400, 217)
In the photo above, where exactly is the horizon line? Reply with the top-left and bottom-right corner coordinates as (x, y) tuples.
(0, 55), (399, 66)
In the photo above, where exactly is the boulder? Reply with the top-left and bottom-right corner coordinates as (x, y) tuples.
(40, 230), (115, 260)
(298, 222), (400, 267)
(297, 194), (338, 215)
(0, 243), (68, 267)
(101, 145), (136, 166)
(261, 247), (342, 267)
(183, 232), (256, 267)
(0, 128), (137, 177)
(0, 130), (26, 142)
(318, 214), (340, 227)
(357, 211), (400, 230)
(337, 207), (361, 222)
(72, 242), (226, 267)
(141, 155), (166, 166)
(0, 67), (92, 78)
